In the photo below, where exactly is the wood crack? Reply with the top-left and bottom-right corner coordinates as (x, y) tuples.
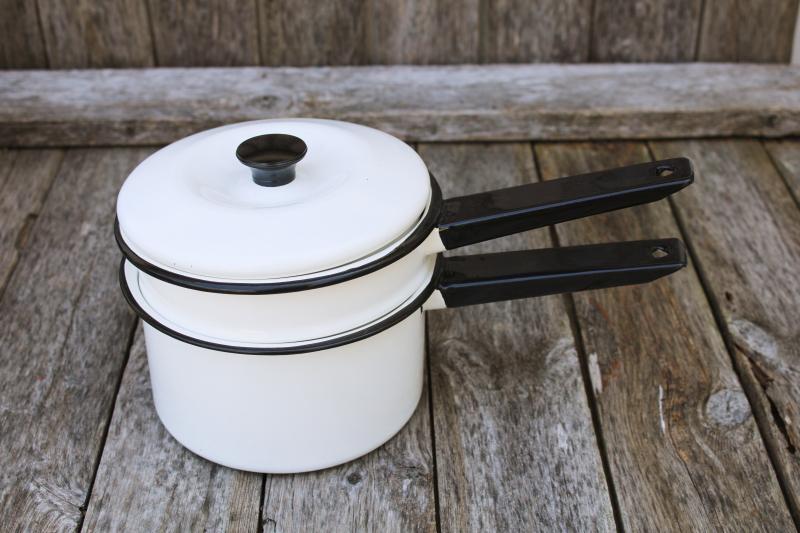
(741, 347), (798, 455)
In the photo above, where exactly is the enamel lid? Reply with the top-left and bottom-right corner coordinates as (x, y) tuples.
(116, 119), (432, 282)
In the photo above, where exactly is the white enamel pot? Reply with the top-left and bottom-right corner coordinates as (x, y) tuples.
(116, 119), (693, 473)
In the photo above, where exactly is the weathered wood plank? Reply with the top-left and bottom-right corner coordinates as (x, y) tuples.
(535, 141), (794, 531)
(82, 326), (262, 532)
(0, 0), (48, 68)
(2, 64), (800, 147)
(697, 0), (799, 62)
(259, 0), (367, 66)
(365, 0), (479, 64)
(480, 0), (591, 62)
(420, 143), (615, 531)
(590, 0), (703, 61)
(262, 380), (436, 531)
(148, 0), (260, 66)
(36, 0), (154, 68)
(651, 139), (800, 522)
(0, 148), (151, 531)
(764, 139), (800, 205)
(0, 149), (62, 294)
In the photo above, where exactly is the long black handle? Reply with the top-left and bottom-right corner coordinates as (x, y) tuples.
(437, 158), (693, 249)
(438, 239), (687, 308)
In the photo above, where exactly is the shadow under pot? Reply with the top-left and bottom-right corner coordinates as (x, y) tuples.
(115, 118), (693, 473)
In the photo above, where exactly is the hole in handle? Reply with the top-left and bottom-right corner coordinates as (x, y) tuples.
(656, 165), (675, 177)
(236, 134), (307, 187)
(651, 246), (669, 259)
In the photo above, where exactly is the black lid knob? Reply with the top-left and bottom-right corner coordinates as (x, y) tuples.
(236, 134), (307, 187)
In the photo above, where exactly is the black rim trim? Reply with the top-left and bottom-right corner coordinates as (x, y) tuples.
(115, 175), (443, 295)
(119, 256), (443, 355)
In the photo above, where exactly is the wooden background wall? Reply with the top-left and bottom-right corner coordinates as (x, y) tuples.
(2, 0), (799, 69)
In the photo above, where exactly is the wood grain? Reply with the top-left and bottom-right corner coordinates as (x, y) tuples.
(0, 149), (62, 294)
(365, 0), (479, 64)
(259, 0), (367, 66)
(480, 0), (591, 62)
(535, 141), (794, 531)
(590, 0), (703, 61)
(420, 143), (615, 531)
(0, 148), (151, 531)
(764, 139), (800, 206)
(262, 378), (436, 532)
(148, 0), (260, 66)
(82, 326), (262, 532)
(2, 64), (800, 147)
(36, 0), (154, 68)
(651, 139), (800, 522)
(0, 0), (48, 68)
(697, 0), (799, 62)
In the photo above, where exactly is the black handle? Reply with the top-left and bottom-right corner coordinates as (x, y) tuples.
(438, 239), (687, 308)
(437, 158), (693, 249)
(236, 134), (307, 187)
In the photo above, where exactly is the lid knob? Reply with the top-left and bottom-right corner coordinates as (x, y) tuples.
(236, 134), (307, 187)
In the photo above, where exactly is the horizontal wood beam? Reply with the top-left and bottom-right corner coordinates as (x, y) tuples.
(1, 63), (800, 146)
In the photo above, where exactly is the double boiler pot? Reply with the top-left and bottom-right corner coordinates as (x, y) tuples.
(116, 119), (693, 473)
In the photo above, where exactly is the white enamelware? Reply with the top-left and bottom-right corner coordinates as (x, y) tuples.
(117, 119), (432, 281)
(116, 118), (693, 473)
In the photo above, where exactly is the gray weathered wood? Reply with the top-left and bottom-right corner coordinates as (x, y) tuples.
(480, 0), (591, 62)
(420, 143), (615, 532)
(0, 149), (62, 294)
(2, 64), (800, 147)
(82, 326), (262, 532)
(764, 139), (800, 206)
(590, 0), (703, 61)
(0, 148), (151, 531)
(697, 0), (799, 62)
(36, 0), (154, 68)
(259, 0), (367, 66)
(651, 139), (800, 522)
(535, 141), (794, 531)
(148, 0), (260, 66)
(0, 0), (48, 68)
(262, 378), (436, 531)
(365, 0), (479, 64)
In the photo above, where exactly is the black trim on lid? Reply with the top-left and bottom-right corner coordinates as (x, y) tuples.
(119, 256), (443, 355)
(115, 175), (443, 295)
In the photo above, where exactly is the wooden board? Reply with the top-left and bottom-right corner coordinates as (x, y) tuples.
(0, 0), (48, 68)
(262, 378), (436, 532)
(697, 0), (799, 62)
(534, 141), (794, 531)
(36, 0), (154, 68)
(0, 149), (62, 294)
(651, 139), (800, 522)
(2, 64), (800, 147)
(259, 0), (367, 66)
(590, 0), (703, 61)
(765, 139), (800, 205)
(1, 1), (799, 68)
(365, 0), (479, 64)
(480, 0), (591, 62)
(0, 148), (152, 531)
(148, 0), (260, 66)
(82, 326), (263, 532)
(420, 143), (615, 531)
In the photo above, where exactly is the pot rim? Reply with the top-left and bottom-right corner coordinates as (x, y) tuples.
(115, 175), (444, 295)
(119, 257), (443, 355)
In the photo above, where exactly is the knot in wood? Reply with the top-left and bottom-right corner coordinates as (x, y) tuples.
(705, 388), (751, 427)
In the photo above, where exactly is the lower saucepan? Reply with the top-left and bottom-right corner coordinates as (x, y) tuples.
(121, 239), (686, 473)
